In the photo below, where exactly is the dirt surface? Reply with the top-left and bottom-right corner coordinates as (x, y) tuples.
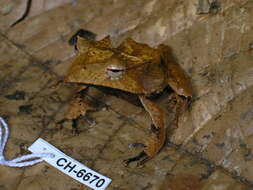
(0, 0), (253, 190)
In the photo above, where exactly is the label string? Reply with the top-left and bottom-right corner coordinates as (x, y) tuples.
(0, 117), (54, 167)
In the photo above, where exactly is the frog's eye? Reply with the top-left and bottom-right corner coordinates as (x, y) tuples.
(106, 65), (126, 80)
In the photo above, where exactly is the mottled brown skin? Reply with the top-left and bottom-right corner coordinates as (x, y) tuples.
(64, 34), (192, 167)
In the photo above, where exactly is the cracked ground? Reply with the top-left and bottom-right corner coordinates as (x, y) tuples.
(0, 0), (253, 189)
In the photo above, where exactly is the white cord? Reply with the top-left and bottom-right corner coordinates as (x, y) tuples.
(0, 117), (54, 167)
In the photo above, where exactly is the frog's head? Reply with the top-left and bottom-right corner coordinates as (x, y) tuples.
(65, 36), (151, 93)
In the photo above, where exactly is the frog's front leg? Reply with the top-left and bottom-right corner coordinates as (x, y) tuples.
(56, 86), (95, 131)
(123, 95), (166, 167)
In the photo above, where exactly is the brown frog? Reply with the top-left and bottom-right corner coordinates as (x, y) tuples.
(63, 30), (192, 167)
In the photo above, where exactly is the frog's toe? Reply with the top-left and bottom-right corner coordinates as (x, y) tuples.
(136, 155), (151, 168)
(123, 151), (150, 167)
(71, 118), (80, 135)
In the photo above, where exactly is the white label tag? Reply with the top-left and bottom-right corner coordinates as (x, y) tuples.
(28, 138), (111, 190)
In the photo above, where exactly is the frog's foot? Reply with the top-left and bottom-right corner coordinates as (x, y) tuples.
(56, 117), (81, 135)
(125, 126), (164, 167)
(123, 151), (150, 168)
(56, 116), (95, 135)
(80, 115), (97, 125)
